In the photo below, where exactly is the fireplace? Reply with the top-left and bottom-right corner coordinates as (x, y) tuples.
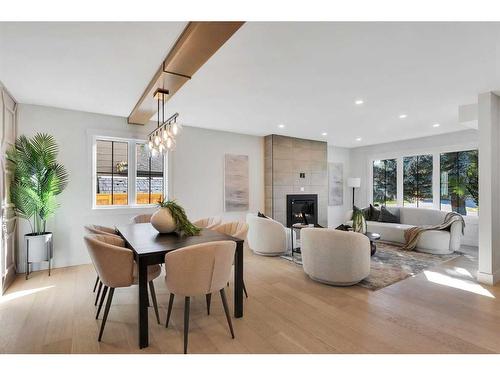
(286, 194), (318, 227)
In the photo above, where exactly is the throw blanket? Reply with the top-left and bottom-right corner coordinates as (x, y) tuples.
(402, 212), (465, 251)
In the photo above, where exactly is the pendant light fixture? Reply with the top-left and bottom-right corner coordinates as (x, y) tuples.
(147, 88), (181, 154)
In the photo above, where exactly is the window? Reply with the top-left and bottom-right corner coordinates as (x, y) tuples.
(94, 137), (167, 207)
(403, 154), (433, 208)
(136, 143), (165, 204)
(440, 150), (478, 216)
(373, 159), (397, 206)
(96, 140), (128, 206)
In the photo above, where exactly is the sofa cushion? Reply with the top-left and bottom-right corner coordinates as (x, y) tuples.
(378, 206), (401, 223)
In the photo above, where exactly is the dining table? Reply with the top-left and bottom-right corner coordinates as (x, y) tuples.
(116, 223), (245, 349)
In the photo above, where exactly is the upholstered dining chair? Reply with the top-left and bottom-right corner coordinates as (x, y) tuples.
(164, 241), (236, 354)
(131, 213), (152, 224)
(83, 234), (162, 342)
(84, 224), (123, 302)
(212, 221), (249, 299)
(192, 217), (221, 230)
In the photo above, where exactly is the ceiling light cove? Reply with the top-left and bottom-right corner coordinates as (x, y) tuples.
(278, 124), (285, 129)
(399, 114), (408, 119)
(354, 99), (364, 105)
(433, 123), (441, 128)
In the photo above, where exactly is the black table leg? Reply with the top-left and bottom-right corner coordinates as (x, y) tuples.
(138, 257), (149, 348)
(234, 241), (244, 318)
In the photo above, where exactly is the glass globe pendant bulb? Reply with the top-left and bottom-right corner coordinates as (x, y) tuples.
(171, 122), (179, 135)
(148, 140), (154, 150)
(166, 136), (173, 149)
(154, 134), (161, 146)
(162, 129), (168, 141)
(159, 143), (165, 154)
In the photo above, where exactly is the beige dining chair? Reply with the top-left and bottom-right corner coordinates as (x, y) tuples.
(164, 241), (236, 354)
(212, 221), (249, 299)
(192, 217), (221, 229)
(84, 234), (162, 342)
(131, 214), (152, 224)
(84, 224), (123, 302)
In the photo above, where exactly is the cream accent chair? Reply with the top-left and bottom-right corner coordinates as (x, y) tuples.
(131, 214), (152, 224)
(164, 241), (236, 354)
(84, 234), (162, 342)
(84, 224), (122, 300)
(246, 213), (287, 256)
(301, 228), (371, 286)
(192, 217), (221, 229)
(212, 221), (249, 298)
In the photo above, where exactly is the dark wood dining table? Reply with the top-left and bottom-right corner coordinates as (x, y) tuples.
(116, 223), (244, 349)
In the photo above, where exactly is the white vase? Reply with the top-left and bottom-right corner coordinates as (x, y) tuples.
(151, 207), (177, 234)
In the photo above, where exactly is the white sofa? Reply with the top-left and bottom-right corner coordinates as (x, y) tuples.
(345, 207), (463, 255)
(246, 213), (288, 256)
(301, 228), (371, 286)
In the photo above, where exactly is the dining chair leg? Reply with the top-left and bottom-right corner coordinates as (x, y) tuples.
(148, 281), (160, 325)
(183, 296), (190, 354)
(96, 285), (108, 319)
(93, 275), (100, 292)
(206, 293), (211, 315)
(220, 288), (235, 339)
(98, 287), (115, 342)
(165, 293), (174, 328)
(243, 281), (248, 298)
(94, 281), (103, 306)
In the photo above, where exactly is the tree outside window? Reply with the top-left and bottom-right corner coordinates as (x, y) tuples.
(373, 159), (397, 206)
(440, 150), (478, 216)
(403, 154), (433, 208)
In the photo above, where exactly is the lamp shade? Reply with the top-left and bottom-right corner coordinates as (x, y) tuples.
(347, 177), (361, 188)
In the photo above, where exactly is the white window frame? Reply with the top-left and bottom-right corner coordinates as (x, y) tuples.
(366, 142), (478, 212)
(91, 135), (168, 210)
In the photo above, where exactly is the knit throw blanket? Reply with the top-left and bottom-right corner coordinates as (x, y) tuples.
(402, 212), (465, 251)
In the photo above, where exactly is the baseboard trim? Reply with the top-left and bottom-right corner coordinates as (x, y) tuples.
(477, 268), (500, 285)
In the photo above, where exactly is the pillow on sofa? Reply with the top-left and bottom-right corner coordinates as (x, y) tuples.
(369, 204), (381, 221)
(378, 206), (400, 223)
(257, 211), (269, 219)
(353, 205), (371, 220)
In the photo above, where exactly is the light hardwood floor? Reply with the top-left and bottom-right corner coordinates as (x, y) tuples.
(1, 248), (499, 354)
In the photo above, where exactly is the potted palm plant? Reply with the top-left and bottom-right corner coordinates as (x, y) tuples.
(7, 133), (68, 279)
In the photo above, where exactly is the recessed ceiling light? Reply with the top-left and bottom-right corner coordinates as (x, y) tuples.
(399, 114), (408, 119)
(355, 137), (362, 142)
(278, 124), (285, 129)
(433, 123), (440, 128)
(355, 99), (364, 105)
(321, 132), (328, 136)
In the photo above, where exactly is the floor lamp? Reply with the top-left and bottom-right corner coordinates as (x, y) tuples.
(348, 177), (361, 209)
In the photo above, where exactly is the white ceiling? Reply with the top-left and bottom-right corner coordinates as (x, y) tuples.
(2, 22), (500, 147)
(0, 22), (186, 117)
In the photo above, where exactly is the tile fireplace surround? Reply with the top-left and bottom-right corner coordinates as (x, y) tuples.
(264, 134), (328, 227)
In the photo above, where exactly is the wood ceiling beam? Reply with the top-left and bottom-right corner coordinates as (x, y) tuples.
(128, 21), (244, 125)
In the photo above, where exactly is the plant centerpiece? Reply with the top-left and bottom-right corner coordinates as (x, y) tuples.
(7, 133), (68, 278)
(151, 199), (201, 236)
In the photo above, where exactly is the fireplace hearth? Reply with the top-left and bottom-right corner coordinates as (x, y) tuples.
(286, 194), (318, 228)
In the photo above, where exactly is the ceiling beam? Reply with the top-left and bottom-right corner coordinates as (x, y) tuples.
(128, 21), (244, 125)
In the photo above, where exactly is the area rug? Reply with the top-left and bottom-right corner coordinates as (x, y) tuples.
(283, 242), (462, 291)
(359, 242), (462, 290)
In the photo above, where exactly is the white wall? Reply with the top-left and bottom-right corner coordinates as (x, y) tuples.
(327, 145), (351, 227)
(17, 104), (264, 271)
(348, 130), (479, 246)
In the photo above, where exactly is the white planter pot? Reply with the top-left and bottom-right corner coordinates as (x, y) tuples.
(151, 207), (177, 234)
(25, 232), (53, 279)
